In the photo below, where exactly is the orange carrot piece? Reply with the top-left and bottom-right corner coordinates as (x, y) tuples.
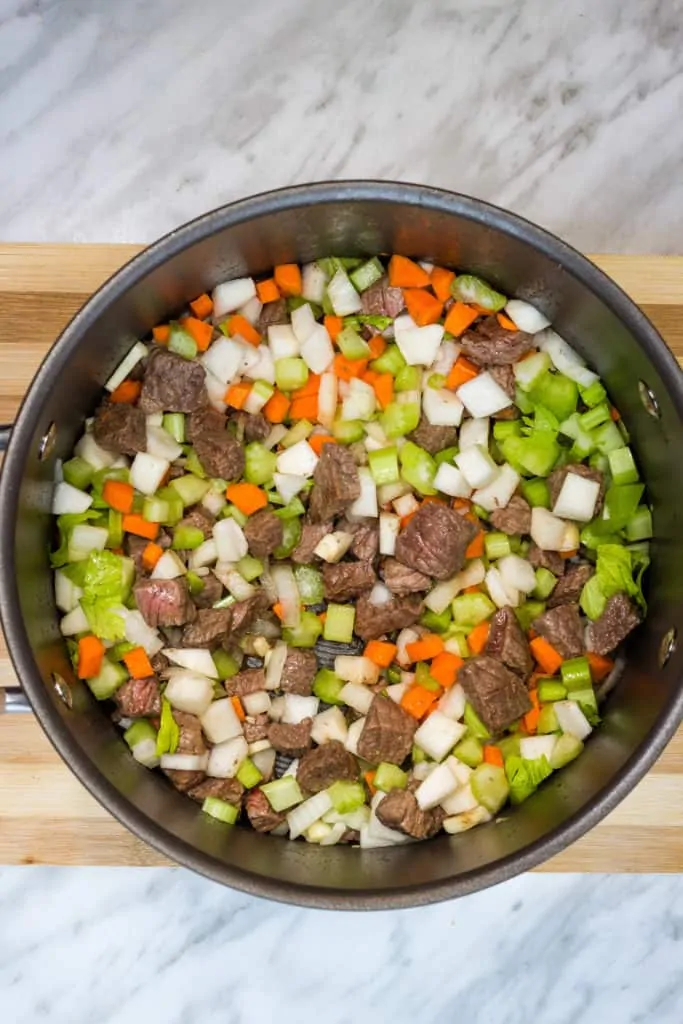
(364, 640), (397, 668)
(453, 497), (473, 511)
(371, 372), (394, 410)
(274, 263), (302, 296)
(142, 542), (164, 571)
(263, 390), (290, 423)
(388, 254), (431, 289)
(529, 636), (564, 675)
(468, 622), (490, 655)
(429, 652), (463, 689)
(291, 374), (321, 400)
(610, 406), (621, 421)
(324, 315), (344, 342)
(465, 530), (485, 559)
(362, 369), (380, 385)
(122, 514), (159, 541)
(561, 549), (578, 560)
(152, 325), (170, 344)
(587, 651), (615, 683)
(403, 288), (444, 326)
(289, 395), (318, 421)
(364, 770), (377, 796)
(272, 602), (285, 622)
(123, 646), (155, 680)
(309, 434), (337, 455)
(444, 302), (479, 338)
(102, 479), (135, 514)
(180, 316), (214, 352)
(231, 695), (246, 722)
(483, 744), (505, 768)
(368, 334), (387, 359)
(77, 635), (105, 680)
(496, 312), (518, 331)
(109, 379), (142, 405)
(256, 278), (281, 303)
(400, 685), (437, 720)
(430, 266), (456, 302)
(334, 354), (368, 381)
(400, 510), (417, 529)
(225, 482), (268, 516)
(228, 314), (262, 347)
(189, 293), (213, 319)
(225, 381), (252, 410)
(405, 634), (445, 663)
(464, 585), (481, 595)
(447, 355), (480, 389)
(523, 689), (541, 734)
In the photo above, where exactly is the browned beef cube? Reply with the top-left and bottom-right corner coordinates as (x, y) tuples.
(279, 649), (317, 696)
(114, 677), (161, 717)
(394, 503), (476, 580)
(182, 607), (232, 647)
(186, 406), (245, 480)
(230, 592), (269, 634)
(528, 543), (565, 576)
(139, 347), (207, 414)
(291, 520), (333, 563)
(360, 276), (404, 318)
(296, 741), (359, 793)
(489, 495), (531, 536)
(178, 507), (215, 540)
(357, 696), (416, 765)
(243, 508), (283, 558)
(548, 463), (605, 514)
(224, 668), (267, 697)
(93, 402), (146, 456)
(354, 592), (423, 640)
(485, 607), (533, 680)
(459, 656), (533, 734)
(586, 593), (640, 656)
(532, 603), (585, 659)
(134, 578), (197, 628)
(460, 316), (534, 366)
(192, 572), (224, 609)
(245, 788), (286, 832)
(267, 719), (313, 757)
(376, 788), (444, 839)
(308, 445), (360, 523)
(547, 563), (594, 608)
(323, 561), (376, 601)
(409, 416), (458, 456)
(381, 557), (431, 595)
(187, 777), (244, 806)
(243, 713), (270, 743)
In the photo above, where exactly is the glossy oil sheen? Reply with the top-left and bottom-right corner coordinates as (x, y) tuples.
(2, 182), (683, 908)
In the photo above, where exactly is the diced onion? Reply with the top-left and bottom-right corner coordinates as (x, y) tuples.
(267, 324), (300, 360)
(120, 609), (164, 656)
(441, 784), (480, 815)
(270, 565), (301, 628)
(130, 452), (170, 496)
(393, 492), (419, 518)
(554, 703), (592, 740)
(394, 316), (444, 365)
(204, 370), (227, 412)
(443, 806), (492, 833)
(54, 570), (83, 613)
(433, 462), (473, 498)
(251, 747), (276, 780)
(60, 604), (90, 636)
(200, 698), (244, 744)
(456, 371), (512, 418)
(425, 560), (485, 614)
(519, 735), (557, 762)
(458, 417), (490, 450)
(368, 581), (392, 606)
(497, 554), (536, 594)
(189, 539), (218, 570)
(504, 299), (550, 334)
(275, 439), (318, 478)
(201, 336), (246, 384)
(300, 324), (334, 374)
(422, 386), (464, 426)
(415, 758), (461, 810)
(302, 262), (327, 303)
(213, 518), (248, 563)
(237, 295), (262, 325)
(538, 329), (599, 388)
(212, 277), (256, 317)
(348, 467), (378, 518)
(486, 566), (520, 608)
(282, 694), (319, 724)
(74, 432), (116, 470)
(327, 270), (362, 316)
(472, 463), (521, 512)
(52, 482), (93, 515)
(242, 691), (272, 716)
(438, 683), (466, 721)
(339, 682), (374, 714)
(105, 342), (148, 393)
(314, 531), (354, 563)
(334, 655), (380, 686)
(164, 670), (215, 716)
(265, 641), (288, 690)
(317, 371), (338, 429)
(414, 711), (466, 762)
(379, 512), (400, 555)
(213, 563), (255, 601)
(344, 717), (366, 755)
(530, 507), (570, 552)
(146, 424), (183, 462)
(207, 736), (249, 778)
(151, 550), (187, 580)
(455, 445), (499, 489)
(396, 628), (420, 668)
(163, 647), (218, 678)
(311, 706), (349, 745)
(552, 473), (600, 522)
(160, 753), (209, 772)
(287, 791), (333, 840)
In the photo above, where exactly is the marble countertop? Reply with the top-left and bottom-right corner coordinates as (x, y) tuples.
(1, 0), (683, 1021)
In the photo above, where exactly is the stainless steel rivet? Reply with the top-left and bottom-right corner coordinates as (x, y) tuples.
(52, 673), (73, 709)
(659, 628), (677, 669)
(38, 422), (57, 461)
(639, 381), (661, 420)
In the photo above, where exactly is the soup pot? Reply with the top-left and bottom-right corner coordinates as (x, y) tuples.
(1, 181), (682, 908)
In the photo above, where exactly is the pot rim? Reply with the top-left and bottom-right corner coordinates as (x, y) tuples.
(2, 180), (683, 909)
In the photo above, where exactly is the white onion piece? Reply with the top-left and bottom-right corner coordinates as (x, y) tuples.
(385, 682), (409, 704)
(201, 336), (245, 384)
(339, 682), (374, 715)
(530, 507), (570, 552)
(334, 655), (380, 686)
(288, 791), (333, 840)
(213, 564), (255, 601)
(422, 386), (464, 426)
(424, 559), (486, 614)
(455, 445), (499, 489)
(201, 489), (227, 516)
(302, 262), (327, 303)
(431, 339), (461, 376)
(504, 299), (550, 334)
(327, 269), (362, 316)
(269, 695), (286, 722)
(52, 482), (93, 515)
(519, 735), (558, 762)
(272, 472), (306, 506)
(555, 703), (592, 740)
(486, 566), (520, 608)
(237, 294), (262, 326)
(393, 492), (419, 518)
(314, 531), (354, 563)
(538, 329), (599, 387)
(300, 324), (334, 374)
(379, 513), (400, 555)
(290, 302), (317, 344)
(497, 554), (536, 594)
(396, 628), (420, 668)
(368, 581), (392, 606)
(212, 277), (256, 317)
(341, 378), (376, 421)
(311, 706), (348, 745)
(440, 784), (479, 815)
(263, 424), (288, 451)
(203, 370), (227, 412)
(265, 641), (288, 690)
(414, 711), (466, 762)
(105, 341), (148, 393)
(282, 694), (319, 724)
(120, 609), (164, 656)
(270, 565), (301, 628)
(438, 683), (466, 722)
(360, 792), (412, 848)
(394, 315), (444, 365)
(163, 647), (218, 678)
(456, 371), (512, 418)
(317, 371), (338, 429)
(415, 758), (461, 810)
(164, 670), (214, 716)
(130, 452), (170, 496)
(60, 604), (90, 636)
(377, 480), (411, 505)
(443, 806), (492, 834)
(200, 698), (244, 744)
(207, 736), (249, 778)
(472, 463), (521, 512)
(146, 424), (183, 462)
(459, 417), (490, 450)
(433, 462), (473, 499)
(151, 550), (187, 580)
(54, 570), (83, 613)
(243, 345), (275, 386)
(348, 467), (378, 518)
(74, 432), (116, 470)
(160, 753), (209, 772)
(242, 691), (271, 716)
(552, 473), (600, 522)
(130, 738), (159, 769)
(251, 747), (276, 781)
(318, 821), (348, 846)
(344, 717), (366, 756)
(267, 324), (300, 360)
(189, 539), (218, 570)
(275, 440), (318, 478)
(213, 518), (248, 563)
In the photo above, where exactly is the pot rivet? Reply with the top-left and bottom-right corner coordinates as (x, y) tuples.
(638, 381), (661, 420)
(52, 673), (72, 709)
(659, 628), (676, 669)
(38, 422), (57, 461)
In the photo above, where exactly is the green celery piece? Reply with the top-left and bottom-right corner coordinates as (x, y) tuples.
(625, 507), (653, 542)
(280, 419), (314, 448)
(212, 649), (240, 680)
(528, 371), (578, 422)
(87, 658), (128, 700)
(236, 555), (264, 582)
(533, 567), (557, 600)
(124, 719), (157, 750)
(370, 344), (406, 375)
(415, 662), (441, 692)
(452, 592), (495, 627)
(520, 477), (550, 508)
(273, 496), (307, 519)
(394, 365), (421, 392)
(450, 274), (506, 311)
(172, 525), (205, 550)
(273, 516), (302, 559)
(294, 565), (324, 605)
(452, 735), (484, 768)
(244, 442), (277, 486)
(62, 456), (94, 491)
(580, 380), (607, 408)
(399, 441), (437, 495)
(560, 656), (592, 691)
(604, 483), (644, 530)
(500, 434), (560, 477)
(537, 680), (567, 702)
(349, 257), (384, 293)
(323, 604), (355, 643)
(186, 571), (205, 596)
(337, 326), (371, 360)
(434, 445), (460, 466)
(236, 757), (263, 789)
(168, 474), (210, 506)
(514, 600), (545, 633)
(327, 781), (366, 813)
(202, 797), (239, 824)
(471, 763), (509, 814)
(537, 704), (559, 734)
(419, 606), (452, 633)
(505, 754), (553, 805)
(275, 357), (309, 392)
(313, 668), (345, 705)
(162, 412), (186, 444)
(549, 733), (584, 770)
(463, 702), (491, 740)
(607, 446), (639, 486)
(368, 446), (400, 486)
(332, 419), (365, 443)
(571, 688), (600, 726)
(374, 763), (408, 792)
(184, 448), (207, 479)
(380, 401), (421, 438)
(261, 776), (303, 812)
(107, 509), (123, 548)
(156, 698), (180, 756)
(168, 323), (197, 359)
(283, 610), (323, 648)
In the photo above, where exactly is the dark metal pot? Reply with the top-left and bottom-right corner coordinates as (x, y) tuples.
(2, 182), (683, 909)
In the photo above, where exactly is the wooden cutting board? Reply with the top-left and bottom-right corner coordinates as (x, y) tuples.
(1, 244), (682, 870)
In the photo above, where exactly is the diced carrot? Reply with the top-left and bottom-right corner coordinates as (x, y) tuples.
(429, 652), (463, 689)
(483, 744), (504, 768)
(274, 263), (302, 296)
(472, 305), (494, 316)
(364, 770), (377, 796)
(444, 302), (479, 338)
(523, 689), (541, 735)
(334, 354), (368, 381)
(225, 381), (252, 410)
(529, 636), (564, 675)
(400, 685), (437, 720)
(496, 312), (518, 331)
(430, 266), (456, 303)
(225, 482), (268, 516)
(180, 317), (213, 352)
(291, 374), (321, 400)
(362, 369), (380, 385)
(561, 549), (578, 559)
(610, 406), (621, 421)
(587, 651), (615, 683)
(102, 479), (135, 514)
(364, 640), (397, 668)
(289, 395), (318, 421)
(189, 293), (213, 320)
(453, 497), (473, 511)
(371, 372), (394, 410)
(272, 602), (285, 622)
(388, 254), (431, 289)
(109, 379), (142, 405)
(152, 325), (170, 344)
(447, 355), (480, 389)
(405, 634), (445, 663)
(142, 542), (164, 571)
(464, 584), (481, 595)
(228, 314), (261, 347)
(400, 510), (417, 529)
(123, 646), (155, 680)
(324, 315), (344, 342)
(368, 334), (387, 359)
(122, 514), (159, 541)
(77, 635), (105, 680)
(421, 495), (446, 506)
(256, 278), (280, 304)
(468, 622), (490, 655)
(403, 288), (444, 326)
(465, 530), (485, 559)
(309, 434), (337, 455)
(231, 695), (246, 722)
(263, 390), (290, 424)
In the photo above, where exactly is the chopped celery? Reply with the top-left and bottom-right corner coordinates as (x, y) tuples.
(349, 257), (384, 292)
(236, 757), (263, 789)
(162, 413), (186, 444)
(578, 403), (611, 432)
(580, 519), (621, 550)
(273, 516), (302, 559)
(537, 680), (568, 702)
(514, 387), (535, 415)
(62, 456), (94, 491)
(607, 446), (639, 485)
(451, 274), (506, 311)
(580, 380), (607, 408)
(332, 419), (365, 444)
(327, 781), (366, 813)
(107, 509), (123, 548)
(124, 719), (157, 750)
(156, 697), (180, 756)
(323, 603), (355, 644)
(236, 555), (264, 582)
(626, 506), (653, 542)
(244, 442), (277, 486)
(452, 592), (495, 628)
(394, 365), (421, 392)
(212, 649), (240, 680)
(412, 743), (427, 764)
(592, 419), (623, 454)
(169, 474), (211, 507)
(463, 702), (491, 740)
(428, 373), (447, 389)
(287, 296), (322, 319)
(420, 606), (452, 633)
(184, 448), (207, 479)
(434, 445), (460, 466)
(493, 420), (522, 441)
(273, 496), (306, 519)
(505, 754), (553, 804)
(261, 776), (303, 812)
(142, 496), (171, 524)
(415, 662), (441, 692)
(345, 314), (393, 332)
(549, 733), (584, 769)
(87, 658), (128, 700)
(202, 797), (239, 824)
(529, 372), (578, 421)
(589, 452), (609, 473)
(224, 503), (248, 527)
(368, 446), (400, 486)
(514, 600), (545, 633)
(186, 570), (205, 596)
(497, 734), (521, 760)
(381, 400), (421, 438)
(281, 419), (314, 448)
(560, 656), (592, 691)
(370, 344), (406, 375)
(294, 565), (324, 605)
(337, 326), (371, 360)
(313, 668), (345, 705)
(168, 323), (197, 359)
(172, 525), (205, 550)
(471, 763), (509, 814)
(283, 610), (323, 648)
(537, 705), (559, 734)
(374, 763), (408, 792)
(109, 640), (136, 661)
(500, 434), (560, 477)
(485, 532), (512, 561)
(604, 483), (644, 529)
(386, 666), (402, 684)
(472, 505), (489, 521)
(571, 687), (600, 726)
(533, 567), (557, 601)
(453, 735), (484, 768)
(275, 357), (309, 392)
(399, 441), (437, 495)
(580, 574), (607, 620)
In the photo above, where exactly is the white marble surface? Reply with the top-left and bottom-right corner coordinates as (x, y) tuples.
(2, 0), (683, 1019)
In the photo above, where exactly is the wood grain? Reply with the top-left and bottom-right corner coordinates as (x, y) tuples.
(0, 244), (682, 871)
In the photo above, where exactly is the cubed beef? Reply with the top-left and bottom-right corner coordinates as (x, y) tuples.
(243, 508), (283, 559)
(532, 604), (584, 659)
(309, 445), (361, 523)
(134, 578), (197, 628)
(409, 416), (458, 455)
(164, 769), (206, 793)
(296, 740), (359, 793)
(193, 572), (224, 609)
(267, 719), (313, 757)
(243, 712), (270, 743)
(357, 696), (416, 765)
(345, 519), (380, 562)
(381, 557), (431, 595)
(178, 507), (215, 540)
(488, 363), (516, 399)
(126, 534), (149, 574)
(139, 347), (207, 414)
(163, 710), (208, 793)
(376, 788), (444, 839)
(528, 543), (565, 576)
(256, 298), (288, 334)
(230, 592), (269, 634)
(92, 402), (146, 456)
(245, 788), (286, 832)
(186, 406), (245, 480)
(291, 520), (333, 563)
(354, 592), (423, 640)
(460, 316), (535, 366)
(485, 607), (533, 679)
(279, 649), (317, 695)
(114, 677), (161, 717)
(490, 495), (531, 536)
(150, 651), (169, 675)
(459, 656), (533, 733)
(187, 777), (244, 806)
(548, 463), (605, 514)
(547, 563), (594, 608)
(235, 410), (271, 443)
(586, 593), (640, 656)
(224, 667), (267, 697)
(182, 607), (232, 647)
(323, 561), (376, 601)
(360, 276), (404, 318)
(394, 502), (476, 580)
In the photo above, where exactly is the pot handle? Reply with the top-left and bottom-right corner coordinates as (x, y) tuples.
(0, 687), (31, 713)
(0, 423), (11, 451)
